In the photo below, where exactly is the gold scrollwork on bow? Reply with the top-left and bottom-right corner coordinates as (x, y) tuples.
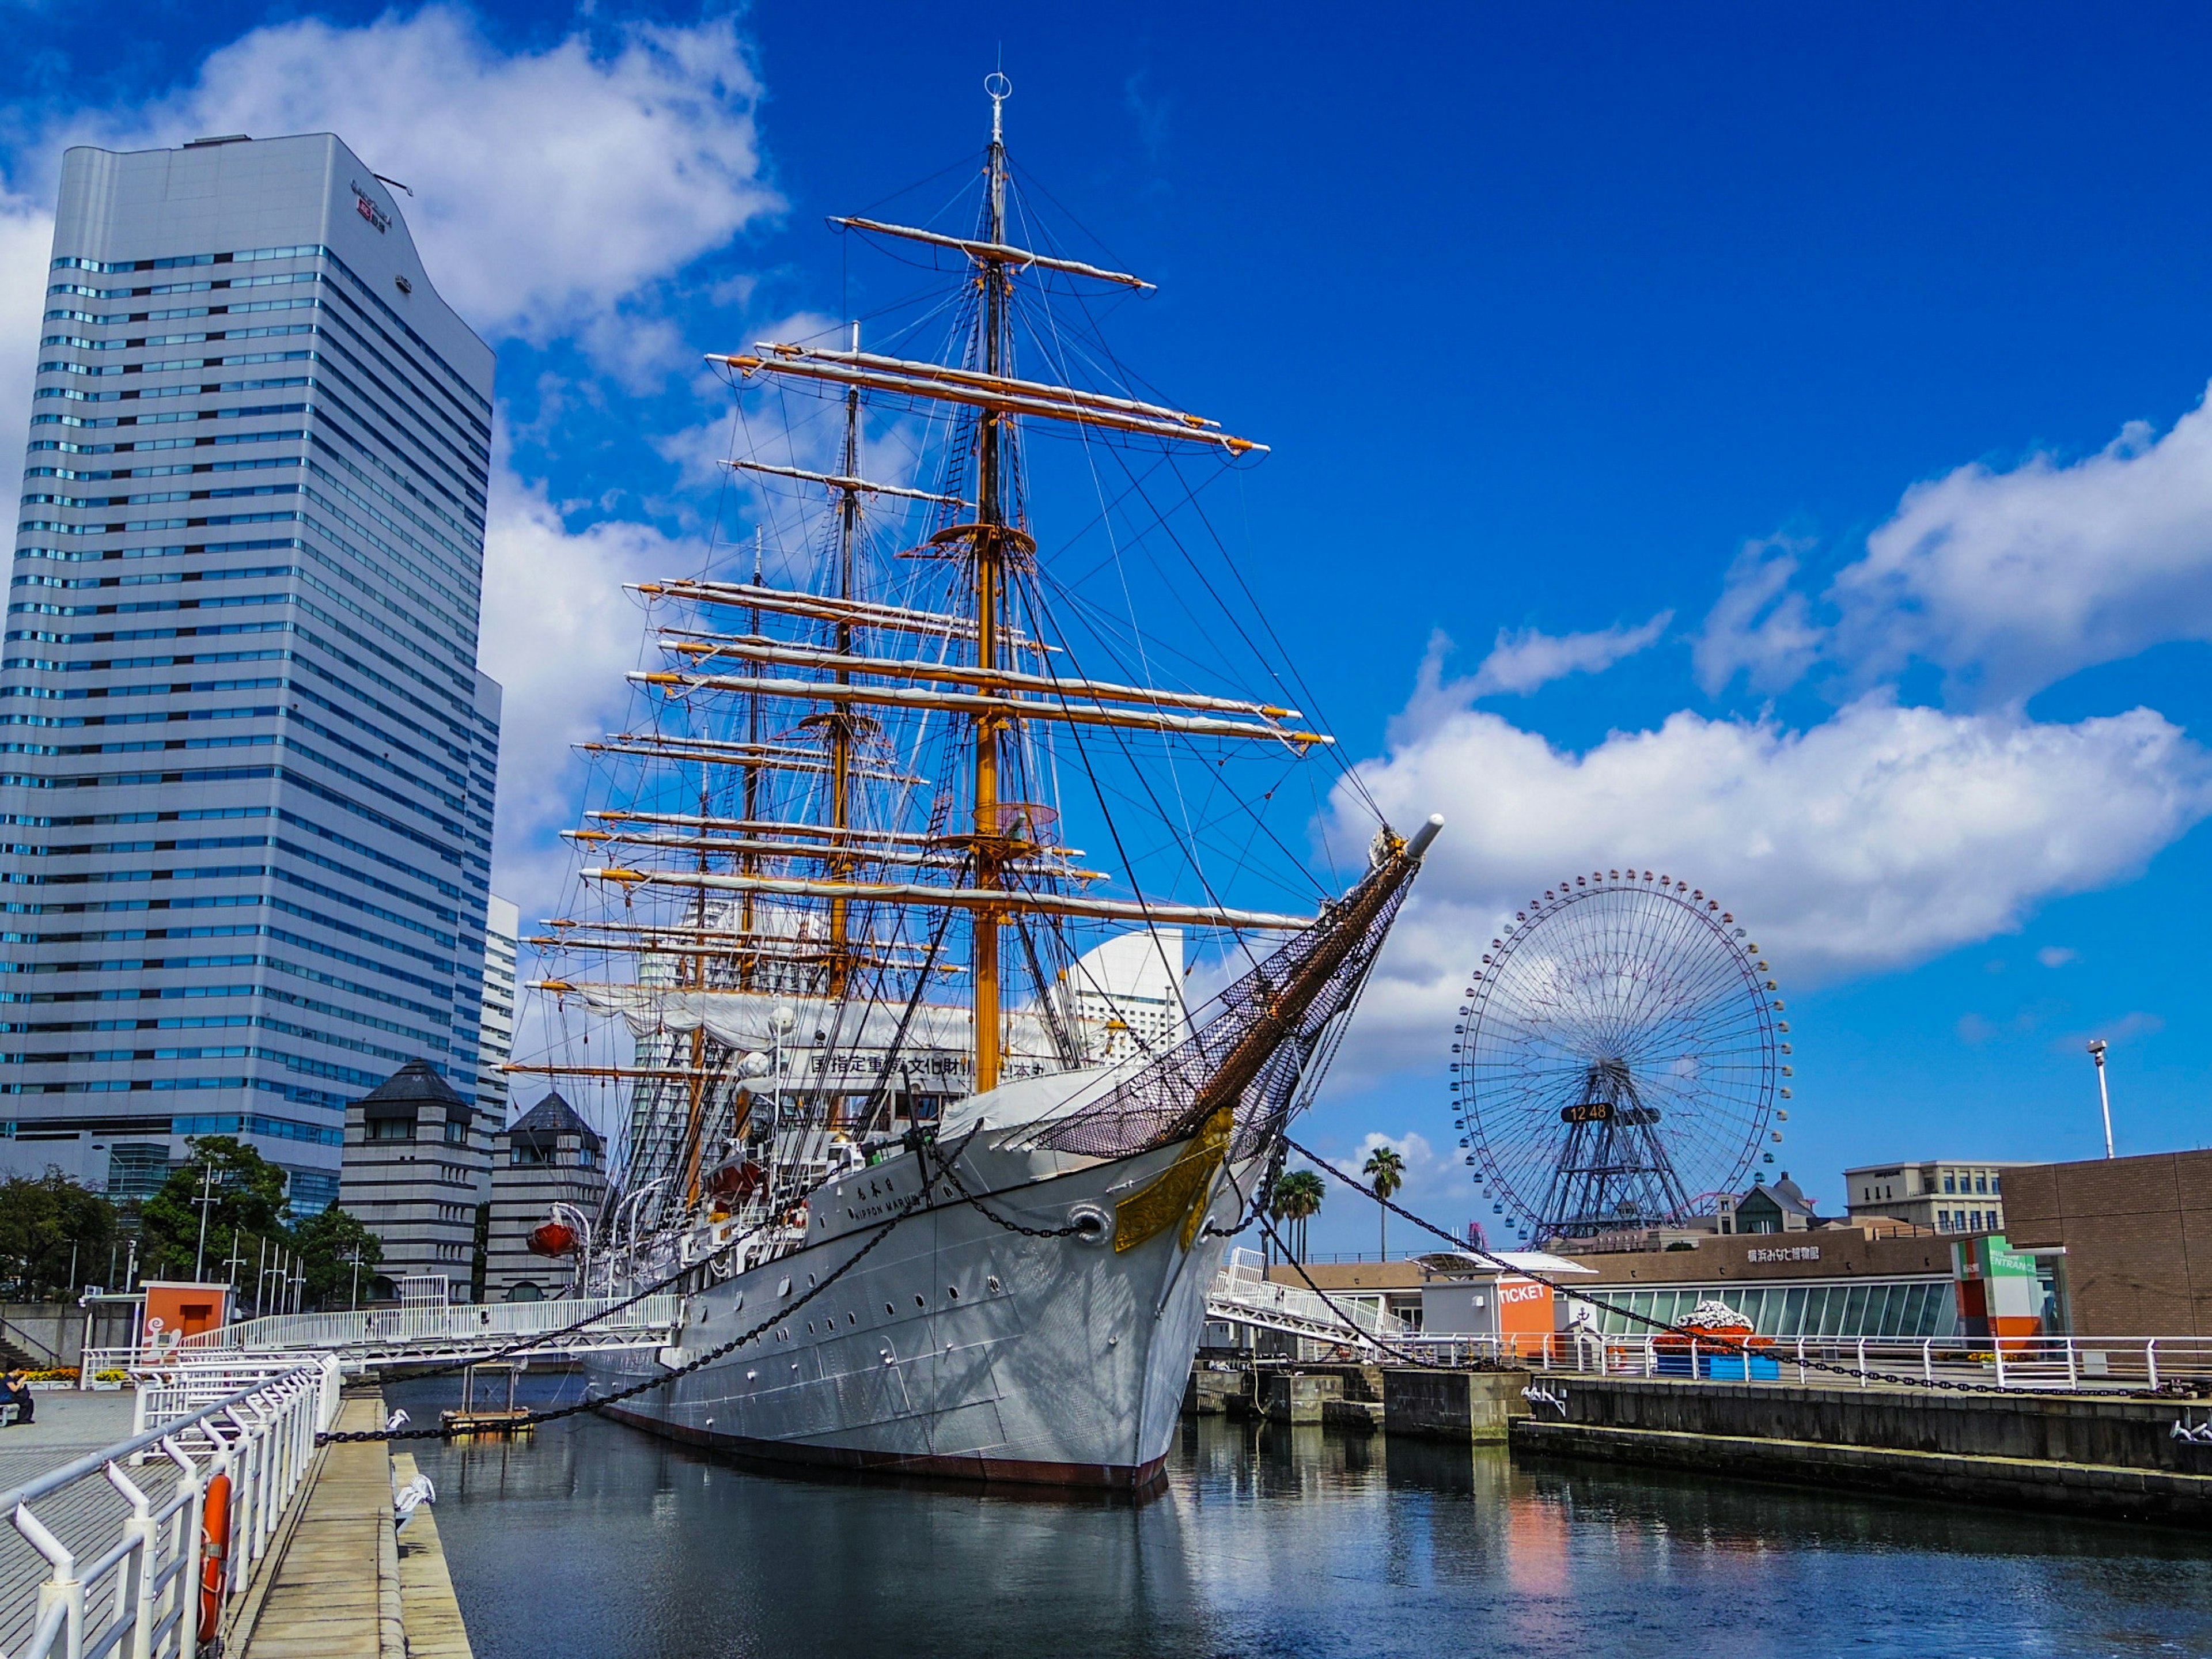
(1112, 1104), (1235, 1254)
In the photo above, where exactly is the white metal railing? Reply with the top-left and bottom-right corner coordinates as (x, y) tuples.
(1384, 1332), (1576, 1369)
(1209, 1253), (1410, 1346)
(175, 1294), (682, 1364)
(0, 1362), (336, 1659)
(1420, 1331), (2212, 1391)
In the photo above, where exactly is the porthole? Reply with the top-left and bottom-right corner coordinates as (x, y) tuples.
(885, 1302), (895, 1316)
(986, 1275), (1002, 1293)
(914, 1293), (926, 1309)
(947, 1285), (960, 1300)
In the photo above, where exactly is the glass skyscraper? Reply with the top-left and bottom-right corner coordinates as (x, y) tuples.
(2, 131), (500, 1216)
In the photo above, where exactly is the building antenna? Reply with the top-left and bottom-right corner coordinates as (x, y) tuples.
(2086, 1039), (2114, 1159)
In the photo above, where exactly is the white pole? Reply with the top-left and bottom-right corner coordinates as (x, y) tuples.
(192, 1162), (214, 1282)
(2088, 1040), (2113, 1160)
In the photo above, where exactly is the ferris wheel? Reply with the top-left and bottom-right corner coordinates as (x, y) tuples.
(1449, 870), (1788, 1245)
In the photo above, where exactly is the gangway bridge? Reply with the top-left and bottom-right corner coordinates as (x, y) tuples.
(89, 1260), (1391, 1377)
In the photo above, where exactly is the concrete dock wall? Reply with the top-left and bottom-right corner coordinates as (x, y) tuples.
(1537, 1376), (2203, 1471)
(1382, 1370), (1532, 1443)
(1512, 1376), (2212, 1524)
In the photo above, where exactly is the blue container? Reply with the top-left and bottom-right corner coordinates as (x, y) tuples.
(1697, 1351), (1780, 1381)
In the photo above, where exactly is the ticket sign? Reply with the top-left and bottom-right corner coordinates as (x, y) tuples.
(1496, 1277), (1554, 1339)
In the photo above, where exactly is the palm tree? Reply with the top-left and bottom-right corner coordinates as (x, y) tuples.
(1362, 1144), (1406, 1260)
(1271, 1171), (1325, 1264)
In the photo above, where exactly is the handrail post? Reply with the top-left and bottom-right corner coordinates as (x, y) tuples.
(2146, 1338), (2159, 1392)
(17, 1501), (85, 1659)
(1993, 1337), (2006, 1388)
(2065, 1338), (2078, 1392)
(103, 1463), (160, 1659)
(1922, 1339), (1932, 1384)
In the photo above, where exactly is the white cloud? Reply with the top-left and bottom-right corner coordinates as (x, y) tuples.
(2036, 945), (2078, 969)
(37, 7), (777, 359)
(1324, 685), (2212, 1081)
(1293, 1132), (1454, 1252)
(1695, 535), (1821, 695)
(0, 188), (52, 477)
(476, 449), (701, 929)
(1829, 391), (2212, 703)
(1461, 610), (1672, 698)
(1700, 385), (2212, 704)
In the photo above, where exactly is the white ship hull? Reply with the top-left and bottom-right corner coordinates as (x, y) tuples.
(584, 1131), (1253, 1488)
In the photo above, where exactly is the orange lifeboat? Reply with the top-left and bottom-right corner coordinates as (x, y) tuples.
(527, 1220), (579, 1258)
(704, 1159), (766, 1204)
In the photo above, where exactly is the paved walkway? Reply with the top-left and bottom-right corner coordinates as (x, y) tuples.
(0, 1392), (145, 1653)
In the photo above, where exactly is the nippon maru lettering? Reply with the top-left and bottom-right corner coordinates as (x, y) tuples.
(519, 79), (1439, 1487)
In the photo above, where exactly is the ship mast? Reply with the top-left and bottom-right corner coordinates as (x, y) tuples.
(971, 72), (1014, 1094)
(547, 71), (1316, 1144)
(826, 324), (862, 999)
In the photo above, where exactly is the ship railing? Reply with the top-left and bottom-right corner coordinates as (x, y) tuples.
(175, 1294), (683, 1358)
(1541, 1332), (2212, 1391)
(0, 1361), (334, 1659)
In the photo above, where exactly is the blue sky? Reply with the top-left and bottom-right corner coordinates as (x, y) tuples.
(6, 3), (2210, 1251)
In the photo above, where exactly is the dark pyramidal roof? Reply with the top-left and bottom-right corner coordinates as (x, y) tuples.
(357, 1058), (466, 1116)
(505, 1089), (604, 1149)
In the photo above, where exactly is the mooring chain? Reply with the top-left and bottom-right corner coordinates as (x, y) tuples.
(919, 1132), (1085, 1240)
(1283, 1135), (2177, 1402)
(370, 1253), (704, 1385)
(317, 1202), (917, 1445)
(361, 1157), (915, 1385)
(1251, 1203), (1511, 1374)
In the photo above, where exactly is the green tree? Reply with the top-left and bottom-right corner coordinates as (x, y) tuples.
(1270, 1169), (1325, 1264)
(0, 1172), (116, 1301)
(1362, 1144), (1406, 1261)
(139, 1136), (292, 1283)
(294, 1205), (382, 1310)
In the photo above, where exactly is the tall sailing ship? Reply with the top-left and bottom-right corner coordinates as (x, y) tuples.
(517, 77), (1440, 1487)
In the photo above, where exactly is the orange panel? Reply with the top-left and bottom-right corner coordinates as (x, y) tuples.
(141, 1281), (232, 1350)
(1496, 1277), (1553, 1339)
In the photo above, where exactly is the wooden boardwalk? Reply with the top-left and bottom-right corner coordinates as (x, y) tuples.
(234, 1394), (473, 1659)
(234, 1394), (399, 1658)
(393, 1452), (474, 1659)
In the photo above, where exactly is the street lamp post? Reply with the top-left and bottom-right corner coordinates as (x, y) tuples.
(2087, 1039), (2114, 1160)
(191, 1162), (217, 1281)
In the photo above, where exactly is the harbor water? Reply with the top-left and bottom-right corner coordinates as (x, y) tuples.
(392, 1377), (2212, 1658)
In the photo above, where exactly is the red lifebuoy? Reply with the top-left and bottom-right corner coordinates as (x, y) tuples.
(198, 1470), (232, 1645)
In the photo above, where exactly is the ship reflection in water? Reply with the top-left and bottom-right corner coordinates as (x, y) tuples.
(394, 1378), (2212, 1658)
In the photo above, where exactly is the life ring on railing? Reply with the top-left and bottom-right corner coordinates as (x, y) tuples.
(198, 1469), (232, 1645)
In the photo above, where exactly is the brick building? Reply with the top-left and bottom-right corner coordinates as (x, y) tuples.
(2002, 1150), (2212, 1336)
